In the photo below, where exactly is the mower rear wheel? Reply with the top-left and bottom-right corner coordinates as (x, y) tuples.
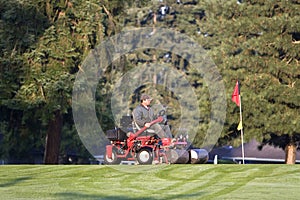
(137, 148), (153, 165)
(104, 148), (121, 165)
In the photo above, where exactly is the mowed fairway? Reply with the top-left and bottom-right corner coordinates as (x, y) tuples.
(0, 164), (299, 199)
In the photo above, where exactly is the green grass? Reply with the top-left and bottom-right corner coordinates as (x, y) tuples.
(1, 164), (300, 199)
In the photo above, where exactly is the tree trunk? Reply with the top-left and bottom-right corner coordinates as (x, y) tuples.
(43, 110), (63, 164)
(285, 142), (296, 164)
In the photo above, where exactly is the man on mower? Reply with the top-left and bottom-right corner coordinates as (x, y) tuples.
(132, 94), (172, 139)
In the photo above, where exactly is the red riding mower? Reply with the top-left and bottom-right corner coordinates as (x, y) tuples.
(104, 113), (208, 165)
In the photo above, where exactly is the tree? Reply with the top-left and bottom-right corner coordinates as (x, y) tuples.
(18, 0), (107, 163)
(193, 0), (300, 163)
(0, 0), (110, 163)
(0, 0), (50, 163)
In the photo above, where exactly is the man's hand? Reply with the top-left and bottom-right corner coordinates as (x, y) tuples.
(145, 123), (151, 128)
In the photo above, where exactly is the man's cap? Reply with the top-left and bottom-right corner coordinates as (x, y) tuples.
(140, 94), (152, 101)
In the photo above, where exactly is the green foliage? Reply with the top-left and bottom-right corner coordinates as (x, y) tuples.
(0, 0), (49, 53)
(115, 0), (300, 151)
(82, 0), (300, 152)
(0, 0), (299, 163)
(0, 0), (119, 162)
(185, 0), (300, 149)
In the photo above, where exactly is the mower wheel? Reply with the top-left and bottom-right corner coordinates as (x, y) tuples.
(104, 148), (121, 165)
(137, 148), (153, 165)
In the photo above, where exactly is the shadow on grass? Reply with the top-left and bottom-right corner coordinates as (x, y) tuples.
(56, 190), (206, 199)
(0, 177), (31, 187)
(56, 193), (155, 200)
(164, 191), (207, 200)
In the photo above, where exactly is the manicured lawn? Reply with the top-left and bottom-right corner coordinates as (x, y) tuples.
(0, 164), (299, 199)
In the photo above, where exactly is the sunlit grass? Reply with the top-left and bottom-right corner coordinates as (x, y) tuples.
(0, 165), (299, 199)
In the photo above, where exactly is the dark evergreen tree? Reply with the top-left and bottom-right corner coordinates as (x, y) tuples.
(181, 0), (300, 163)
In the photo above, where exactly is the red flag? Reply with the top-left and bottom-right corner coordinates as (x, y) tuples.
(232, 81), (240, 106)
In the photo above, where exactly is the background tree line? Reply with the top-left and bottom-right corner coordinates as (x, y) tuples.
(0, 0), (299, 164)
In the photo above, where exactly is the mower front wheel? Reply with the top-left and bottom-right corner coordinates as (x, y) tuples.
(137, 148), (153, 165)
(104, 148), (121, 165)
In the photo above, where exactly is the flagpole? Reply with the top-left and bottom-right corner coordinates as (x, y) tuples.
(239, 94), (245, 164)
(232, 80), (245, 164)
